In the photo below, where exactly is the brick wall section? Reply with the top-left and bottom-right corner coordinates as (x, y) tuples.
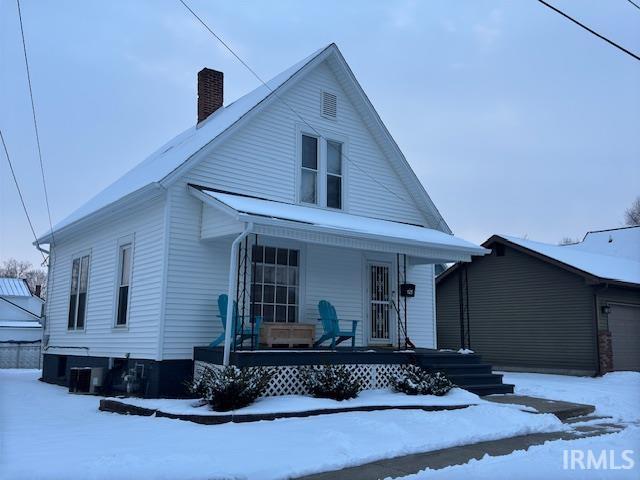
(598, 330), (613, 374)
(197, 68), (223, 123)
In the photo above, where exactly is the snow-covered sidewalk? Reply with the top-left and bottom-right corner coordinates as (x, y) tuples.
(0, 370), (564, 480)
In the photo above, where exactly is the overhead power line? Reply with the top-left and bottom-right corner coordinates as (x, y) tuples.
(536, 0), (640, 62)
(16, 0), (56, 247)
(177, 0), (438, 225)
(0, 129), (47, 262)
(625, 0), (640, 12)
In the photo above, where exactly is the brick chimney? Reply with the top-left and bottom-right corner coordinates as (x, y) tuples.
(197, 68), (223, 123)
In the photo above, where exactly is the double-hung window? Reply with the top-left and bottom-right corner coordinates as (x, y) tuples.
(326, 140), (342, 209)
(299, 133), (344, 209)
(251, 246), (299, 323)
(68, 254), (90, 330)
(115, 242), (132, 326)
(300, 135), (318, 204)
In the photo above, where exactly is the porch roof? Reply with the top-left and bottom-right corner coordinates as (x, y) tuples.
(190, 186), (488, 262)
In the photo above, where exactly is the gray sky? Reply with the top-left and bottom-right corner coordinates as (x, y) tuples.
(1, 0), (639, 268)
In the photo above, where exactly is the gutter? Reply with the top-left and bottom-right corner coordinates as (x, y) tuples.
(223, 223), (254, 366)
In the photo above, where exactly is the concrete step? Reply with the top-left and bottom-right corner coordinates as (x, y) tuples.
(465, 383), (515, 396)
(483, 394), (595, 420)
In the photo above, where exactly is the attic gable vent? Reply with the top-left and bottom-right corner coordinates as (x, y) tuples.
(321, 91), (337, 118)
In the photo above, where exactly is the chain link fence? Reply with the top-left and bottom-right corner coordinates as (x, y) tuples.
(0, 341), (41, 369)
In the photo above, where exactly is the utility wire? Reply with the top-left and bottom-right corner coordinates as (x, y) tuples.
(0, 129), (47, 262)
(625, 0), (640, 12)
(16, 0), (56, 248)
(537, 0), (640, 61)
(177, 0), (428, 218)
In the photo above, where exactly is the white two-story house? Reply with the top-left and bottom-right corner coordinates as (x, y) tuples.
(37, 44), (501, 397)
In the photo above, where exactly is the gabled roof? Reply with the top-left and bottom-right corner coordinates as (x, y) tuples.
(437, 232), (640, 288)
(0, 278), (32, 297)
(37, 44), (449, 243)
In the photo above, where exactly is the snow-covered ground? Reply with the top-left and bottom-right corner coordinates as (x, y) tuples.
(115, 387), (486, 416)
(502, 371), (640, 422)
(0, 370), (564, 480)
(389, 372), (640, 480)
(393, 426), (640, 480)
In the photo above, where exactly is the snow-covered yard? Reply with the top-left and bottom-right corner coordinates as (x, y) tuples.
(0, 369), (564, 480)
(390, 372), (640, 480)
(502, 371), (640, 422)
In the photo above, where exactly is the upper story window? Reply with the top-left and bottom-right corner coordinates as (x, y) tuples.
(326, 140), (342, 209)
(115, 242), (133, 326)
(299, 133), (344, 210)
(68, 254), (90, 330)
(300, 135), (318, 204)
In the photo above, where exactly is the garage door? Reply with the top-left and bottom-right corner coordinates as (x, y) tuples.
(609, 304), (640, 371)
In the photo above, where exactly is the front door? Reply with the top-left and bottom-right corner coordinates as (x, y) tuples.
(368, 263), (392, 344)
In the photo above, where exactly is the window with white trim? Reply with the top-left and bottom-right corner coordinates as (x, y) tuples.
(300, 134), (318, 204)
(68, 254), (90, 330)
(326, 140), (342, 209)
(251, 246), (299, 323)
(115, 243), (132, 326)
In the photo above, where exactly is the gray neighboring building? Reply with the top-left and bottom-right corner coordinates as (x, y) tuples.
(436, 226), (640, 375)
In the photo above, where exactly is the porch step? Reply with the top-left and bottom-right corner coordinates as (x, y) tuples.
(447, 373), (505, 387)
(414, 353), (483, 367)
(466, 383), (515, 396)
(430, 363), (493, 376)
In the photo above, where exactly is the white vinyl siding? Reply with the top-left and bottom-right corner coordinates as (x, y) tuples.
(44, 195), (165, 359)
(159, 60), (439, 358)
(185, 60), (427, 226)
(406, 261), (436, 348)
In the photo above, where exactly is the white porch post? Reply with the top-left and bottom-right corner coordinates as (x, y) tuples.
(223, 223), (253, 366)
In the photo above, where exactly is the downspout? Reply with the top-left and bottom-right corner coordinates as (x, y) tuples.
(592, 282), (609, 376)
(223, 223), (253, 366)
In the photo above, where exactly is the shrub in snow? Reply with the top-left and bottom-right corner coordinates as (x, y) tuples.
(388, 365), (454, 396)
(190, 365), (274, 411)
(300, 365), (363, 401)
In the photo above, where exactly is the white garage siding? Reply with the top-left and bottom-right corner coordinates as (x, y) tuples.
(44, 195), (166, 359)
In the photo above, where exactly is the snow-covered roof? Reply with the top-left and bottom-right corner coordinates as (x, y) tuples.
(37, 46), (329, 241)
(575, 226), (639, 262)
(499, 234), (640, 286)
(0, 321), (42, 328)
(0, 278), (32, 297)
(38, 43), (451, 243)
(196, 188), (487, 256)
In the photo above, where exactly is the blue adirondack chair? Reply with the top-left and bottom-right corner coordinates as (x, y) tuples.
(209, 294), (262, 348)
(313, 300), (358, 348)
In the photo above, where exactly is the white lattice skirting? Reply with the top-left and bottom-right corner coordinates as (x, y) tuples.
(194, 360), (404, 396)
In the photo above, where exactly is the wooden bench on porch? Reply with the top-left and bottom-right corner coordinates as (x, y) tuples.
(260, 322), (316, 348)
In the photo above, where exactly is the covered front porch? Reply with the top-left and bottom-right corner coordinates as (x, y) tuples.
(189, 185), (489, 365)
